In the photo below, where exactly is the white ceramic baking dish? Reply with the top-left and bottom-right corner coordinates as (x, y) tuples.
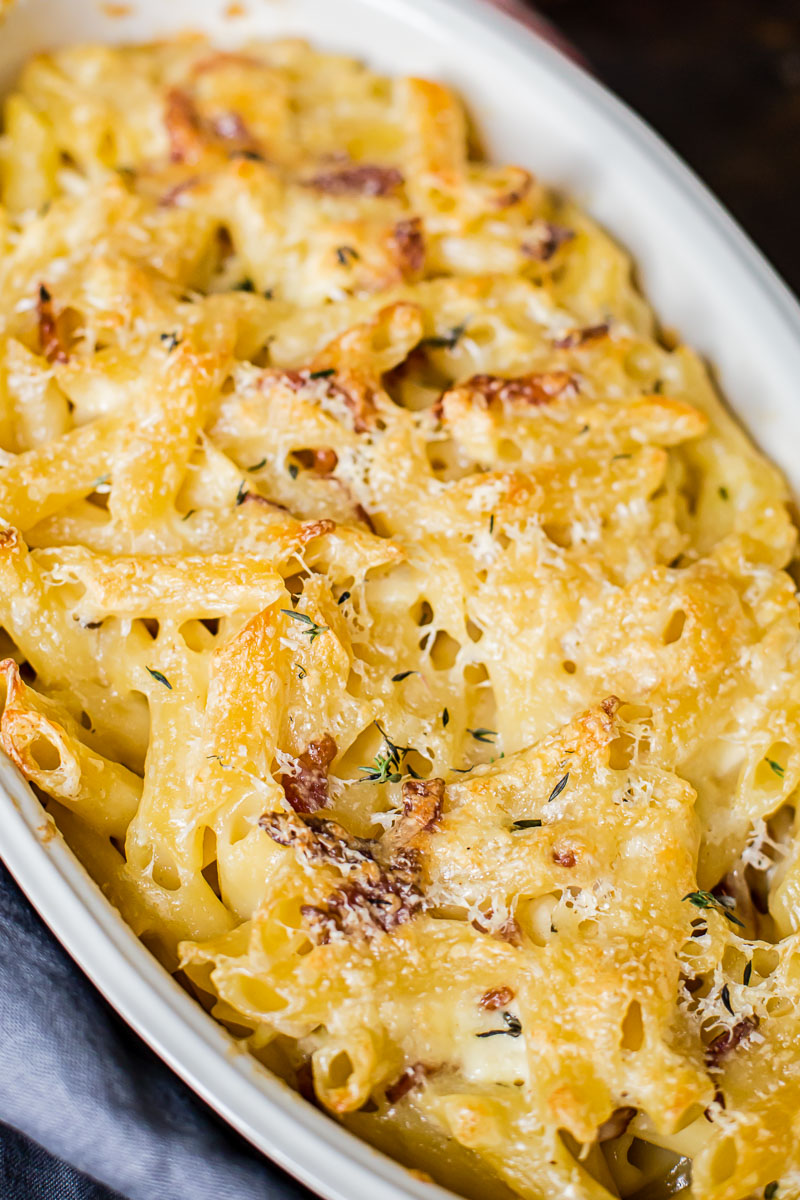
(2, 1), (800, 1198)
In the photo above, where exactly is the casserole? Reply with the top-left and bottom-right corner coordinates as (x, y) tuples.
(1, 2), (800, 1200)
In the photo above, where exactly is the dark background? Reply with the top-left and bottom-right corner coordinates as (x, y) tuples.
(535, 0), (800, 295)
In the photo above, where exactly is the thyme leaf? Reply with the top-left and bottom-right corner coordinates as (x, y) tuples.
(235, 481), (248, 506)
(337, 591), (351, 605)
(764, 1184), (779, 1200)
(743, 960), (752, 985)
(288, 463), (299, 479)
(512, 818), (542, 830)
(442, 707), (450, 728)
(392, 670), (416, 682)
(422, 319), (469, 350)
(548, 773), (569, 802)
(766, 758), (785, 779)
(248, 457), (267, 472)
(468, 728), (497, 744)
(476, 1012), (522, 1039)
(146, 666), (172, 690)
(160, 331), (180, 352)
(310, 368), (335, 379)
(683, 890), (745, 928)
(720, 983), (734, 1015)
(335, 245), (359, 266)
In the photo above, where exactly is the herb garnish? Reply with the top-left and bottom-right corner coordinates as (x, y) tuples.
(146, 666), (172, 690)
(451, 765), (475, 774)
(288, 463), (299, 479)
(765, 1184), (779, 1199)
(181, 509), (196, 521)
(392, 670), (416, 682)
(766, 758), (785, 779)
(442, 708), (450, 728)
(235, 481), (248, 506)
(248, 458), (267, 472)
(468, 728), (497, 744)
(358, 722), (416, 784)
(489, 513), (495, 534)
(743, 960), (752, 986)
(720, 983), (734, 1015)
(309, 368), (335, 379)
(548, 773), (569, 802)
(512, 818), (542, 830)
(335, 245), (359, 266)
(476, 1012), (523, 1039)
(719, 486), (729, 500)
(234, 278), (255, 292)
(337, 591), (351, 606)
(160, 331), (181, 352)
(280, 609), (329, 644)
(683, 891), (745, 928)
(421, 319), (469, 350)
(231, 148), (265, 162)
(295, 663), (307, 680)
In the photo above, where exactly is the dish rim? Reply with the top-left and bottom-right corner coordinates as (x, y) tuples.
(1, 2), (800, 1199)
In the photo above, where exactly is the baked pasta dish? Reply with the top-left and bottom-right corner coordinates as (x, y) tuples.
(1, 36), (799, 1200)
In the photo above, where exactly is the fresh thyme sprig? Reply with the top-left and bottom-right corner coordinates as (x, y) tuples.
(358, 723), (416, 784)
(766, 758), (785, 779)
(280, 609), (329, 644)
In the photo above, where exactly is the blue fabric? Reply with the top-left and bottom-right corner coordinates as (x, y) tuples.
(0, 1121), (122, 1200)
(0, 860), (316, 1200)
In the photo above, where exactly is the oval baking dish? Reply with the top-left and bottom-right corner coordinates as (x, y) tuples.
(1, 3), (800, 1200)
